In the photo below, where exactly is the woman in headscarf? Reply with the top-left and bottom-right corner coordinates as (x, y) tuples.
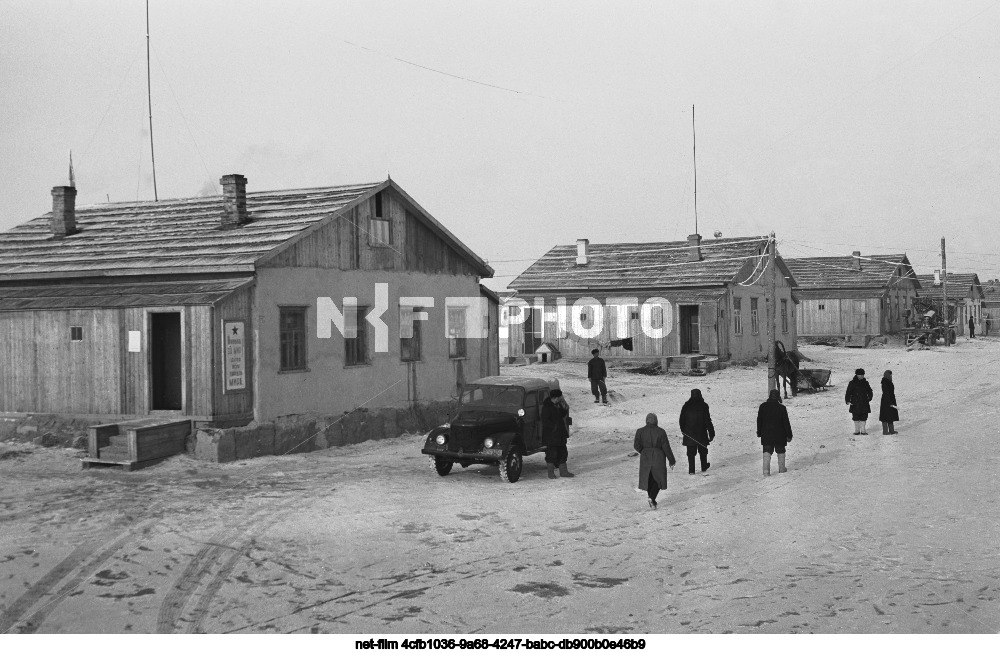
(845, 368), (874, 435)
(679, 388), (716, 475)
(634, 413), (676, 509)
(879, 370), (899, 434)
(757, 389), (793, 475)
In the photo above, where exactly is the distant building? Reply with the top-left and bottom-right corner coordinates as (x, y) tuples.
(982, 279), (1000, 335)
(0, 175), (497, 424)
(915, 272), (984, 336)
(507, 235), (798, 363)
(784, 252), (919, 339)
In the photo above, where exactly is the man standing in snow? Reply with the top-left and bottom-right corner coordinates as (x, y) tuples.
(587, 348), (609, 404)
(679, 388), (715, 474)
(757, 389), (793, 476)
(969, 315), (976, 338)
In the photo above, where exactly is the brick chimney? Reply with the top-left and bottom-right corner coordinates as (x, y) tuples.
(688, 233), (702, 262)
(220, 174), (248, 227)
(852, 250), (862, 270)
(50, 186), (78, 237)
(576, 238), (589, 265)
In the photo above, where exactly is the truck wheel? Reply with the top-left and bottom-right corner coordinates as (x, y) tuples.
(499, 448), (523, 483)
(430, 456), (453, 476)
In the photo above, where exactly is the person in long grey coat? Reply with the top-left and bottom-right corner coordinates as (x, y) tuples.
(634, 413), (676, 510)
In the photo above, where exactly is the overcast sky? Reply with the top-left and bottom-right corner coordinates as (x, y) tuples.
(2, 0), (999, 289)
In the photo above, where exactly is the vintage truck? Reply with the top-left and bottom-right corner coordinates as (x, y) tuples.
(420, 376), (561, 483)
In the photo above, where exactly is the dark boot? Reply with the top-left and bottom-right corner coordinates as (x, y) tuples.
(889, 422), (897, 434)
(547, 463), (557, 479)
(558, 463), (575, 478)
(882, 421), (889, 435)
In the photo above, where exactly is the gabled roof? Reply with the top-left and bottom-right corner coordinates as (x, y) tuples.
(0, 179), (492, 280)
(915, 273), (983, 301)
(509, 236), (794, 292)
(783, 254), (917, 291)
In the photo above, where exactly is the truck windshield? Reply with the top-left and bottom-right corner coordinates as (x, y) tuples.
(460, 385), (524, 408)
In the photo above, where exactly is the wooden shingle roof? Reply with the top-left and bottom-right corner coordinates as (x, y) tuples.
(0, 278), (253, 311)
(0, 179), (492, 280)
(783, 254), (917, 291)
(915, 273), (982, 301)
(509, 236), (792, 292)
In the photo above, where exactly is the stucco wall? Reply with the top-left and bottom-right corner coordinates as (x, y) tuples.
(254, 268), (490, 420)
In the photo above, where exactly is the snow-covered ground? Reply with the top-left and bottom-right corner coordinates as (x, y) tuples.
(1, 338), (998, 633)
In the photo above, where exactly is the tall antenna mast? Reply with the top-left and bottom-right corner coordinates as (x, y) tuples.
(692, 104), (698, 235)
(146, 0), (159, 201)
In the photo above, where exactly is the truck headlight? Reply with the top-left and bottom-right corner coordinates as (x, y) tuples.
(435, 434), (447, 445)
(484, 437), (495, 449)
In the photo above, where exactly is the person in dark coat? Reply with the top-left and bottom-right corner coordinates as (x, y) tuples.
(541, 389), (573, 479)
(757, 389), (793, 475)
(879, 370), (899, 434)
(679, 388), (715, 474)
(845, 368), (874, 434)
(587, 348), (608, 404)
(969, 316), (976, 338)
(634, 413), (676, 509)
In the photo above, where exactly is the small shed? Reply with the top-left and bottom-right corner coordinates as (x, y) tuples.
(784, 252), (919, 338)
(534, 342), (560, 363)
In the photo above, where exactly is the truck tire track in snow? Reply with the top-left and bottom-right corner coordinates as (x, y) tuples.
(155, 495), (307, 634)
(0, 515), (159, 634)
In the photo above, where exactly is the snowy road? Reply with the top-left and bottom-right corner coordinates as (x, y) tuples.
(1, 340), (998, 633)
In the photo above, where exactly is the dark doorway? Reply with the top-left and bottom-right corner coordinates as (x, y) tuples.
(151, 312), (182, 410)
(523, 307), (542, 356)
(679, 305), (700, 354)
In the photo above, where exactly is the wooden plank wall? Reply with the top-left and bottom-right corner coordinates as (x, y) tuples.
(0, 309), (121, 413)
(213, 284), (255, 420)
(260, 190), (478, 277)
(120, 308), (146, 415)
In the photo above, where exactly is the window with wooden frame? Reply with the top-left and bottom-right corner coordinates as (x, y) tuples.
(70, 326), (83, 341)
(733, 297), (743, 335)
(400, 307), (423, 362)
(345, 305), (371, 366)
(750, 298), (760, 335)
(780, 299), (788, 333)
(279, 307), (307, 371)
(369, 191), (391, 246)
(448, 307), (468, 359)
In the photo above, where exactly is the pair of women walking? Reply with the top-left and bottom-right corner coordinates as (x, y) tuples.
(633, 389), (715, 510)
(845, 368), (899, 435)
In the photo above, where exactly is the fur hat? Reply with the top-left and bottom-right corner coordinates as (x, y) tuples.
(855, 368), (865, 376)
(645, 413), (658, 426)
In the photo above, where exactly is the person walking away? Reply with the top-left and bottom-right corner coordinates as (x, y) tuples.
(588, 348), (609, 404)
(969, 315), (976, 339)
(679, 388), (715, 475)
(845, 368), (874, 434)
(757, 389), (793, 475)
(634, 413), (676, 509)
(879, 370), (899, 434)
(541, 389), (573, 478)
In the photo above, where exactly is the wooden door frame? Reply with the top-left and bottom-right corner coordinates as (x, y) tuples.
(145, 307), (187, 415)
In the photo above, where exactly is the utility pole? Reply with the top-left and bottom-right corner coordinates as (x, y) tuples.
(941, 237), (949, 346)
(146, 0), (158, 201)
(766, 232), (777, 394)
